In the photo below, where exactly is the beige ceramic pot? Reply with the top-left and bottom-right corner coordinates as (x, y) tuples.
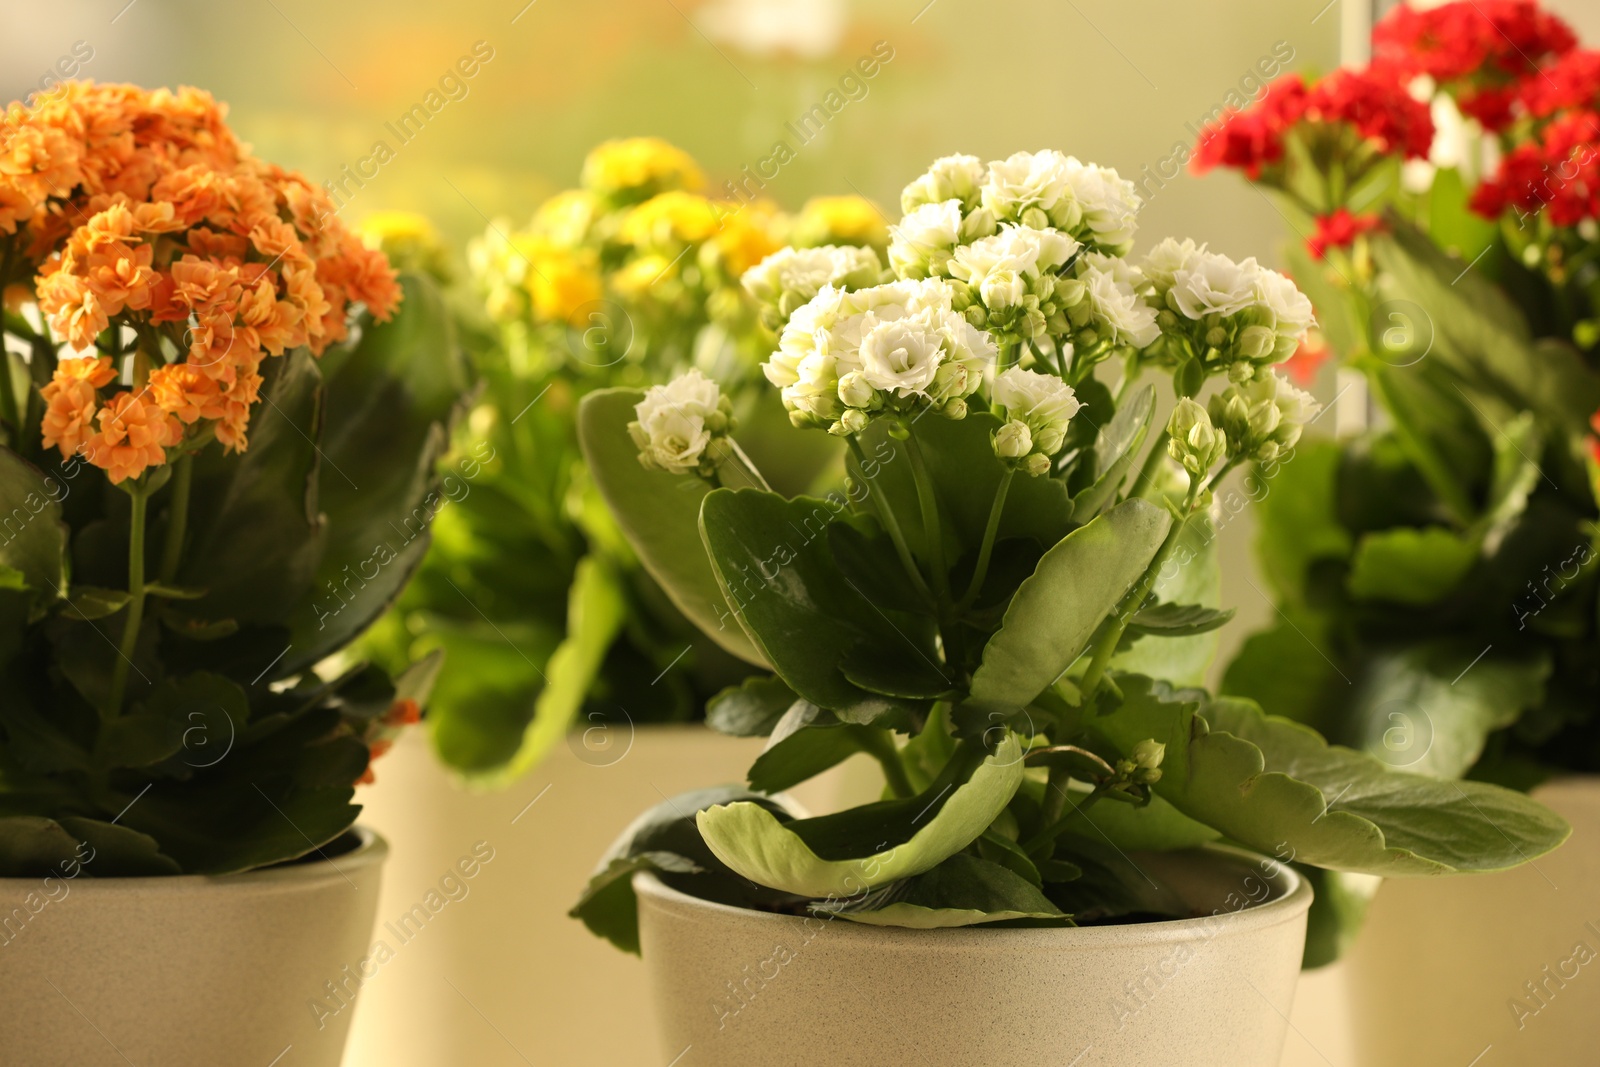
(0, 826), (386, 1067)
(345, 724), (879, 1067)
(1344, 776), (1600, 1066)
(635, 844), (1314, 1067)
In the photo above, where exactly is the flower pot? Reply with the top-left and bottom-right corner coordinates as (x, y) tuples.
(345, 725), (880, 1066)
(1344, 776), (1600, 1066)
(635, 844), (1314, 1067)
(0, 827), (386, 1067)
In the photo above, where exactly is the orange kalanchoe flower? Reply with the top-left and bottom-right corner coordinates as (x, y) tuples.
(82, 389), (184, 484)
(1, 80), (404, 484)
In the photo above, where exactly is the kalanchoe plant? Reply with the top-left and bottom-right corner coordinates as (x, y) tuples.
(0, 82), (468, 876)
(360, 139), (886, 783)
(573, 150), (1568, 949)
(1193, 0), (1600, 964)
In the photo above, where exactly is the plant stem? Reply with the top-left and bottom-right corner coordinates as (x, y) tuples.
(958, 468), (1012, 612)
(107, 485), (150, 720)
(851, 726), (916, 799)
(158, 453), (194, 585)
(1024, 784), (1110, 856)
(846, 434), (935, 609)
(991, 341), (1016, 416)
(902, 425), (950, 602)
(1077, 511), (1192, 703)
(1126, 428), (1171, 500)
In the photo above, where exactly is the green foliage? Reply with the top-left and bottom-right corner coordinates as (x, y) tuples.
(0, 274), (467, 876)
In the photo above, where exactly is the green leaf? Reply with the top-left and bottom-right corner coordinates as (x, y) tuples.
(284, 272), (473, 672)
(1253, 439), (1353, 605)
(1094, 675), (1570, 875)
(56, 817), (182, 876)
(1077, 791), (1221, 852)
(1112, 514), (1224, 687)
(706, 675), (796, 737)
(142, 583), (206, 600)
(1299, 866), (1380, 969)
(571, 786), (797, 954)
(1070, 383), (1155, 521)
(697, 735), (1024, 897)
(1126, 601), (1236, 637)
(60, 586), (132, 621)
(1343, 644), (1549, 780)
(578, 388), (766, 666)
(968, 499), (1171, 714)
(0, 816), (90, 877)
(1373, 223), (1600, 435)
(699, 488), (942, 715)
(818, 853), (1065, 928)
(471, 556), (627, 785)
(1363, 358), (1489, 522)
(1221, 614), (1344, 736)
(0, 448), (68, 615)
(747, 702), (860, 793)
(1346, 526), (1478, 605)
(1473, 410), (1542, 549)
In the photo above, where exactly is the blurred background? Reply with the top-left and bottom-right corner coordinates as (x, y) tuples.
(10, 2), (1599, 1064)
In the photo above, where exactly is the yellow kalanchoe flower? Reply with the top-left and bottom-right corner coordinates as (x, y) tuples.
(707, 200), (783, 279)
(507, 234), (602, 323)
(791, 194), (890, 252)
(358, 210), (448, 278)
(582, 137), (704, 201)
(620, 191), (723, 250)
(532, 189), (599, 248)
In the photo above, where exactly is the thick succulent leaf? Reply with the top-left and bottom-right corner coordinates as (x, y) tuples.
(571, 786), (797, 954)
(420, 615), (562, 774)
(1221, 614), (1345, 736)
(0, 449), (67, 616)
(699, 487), (942, 715)
(284, 272), (472, 672)
(472, 556), (626, 786)
(56, 817), (182, 876)
(1364, 357), (1490, 521)
(1093, 675), (1570, 876)
(1345, 526), (1477, 605)
(1077, 791), (1221, 852)
(1069, 383), (1155, 521)
(697, 735), (1024, 898)
(1372, 223), (1600, 435)
(577, 388), (765, 666)
(0, 816), (93, 877)
(818, 853), (1065, 928)
(706, 675), (797, 737)
(1112, 513), (1223, 686)
(1252, 438), (1353, 606)
(1343, 644), (1549, 780)
(968, 500), (1170, 714)
(746, 702), (859, 794)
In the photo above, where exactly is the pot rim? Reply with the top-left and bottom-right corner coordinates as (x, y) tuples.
(635, 843), (1312, 949)
(0, 825), (387, 888)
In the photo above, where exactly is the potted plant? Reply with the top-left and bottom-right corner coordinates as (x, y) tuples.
(345, 142), (887, 1065)
(570, 148), (1567, 1067)
(0, 80), (466, 1066)
(1193, 2), (1600, 1060)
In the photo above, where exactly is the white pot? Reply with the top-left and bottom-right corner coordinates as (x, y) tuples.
(0, 827), (386, 1067)
(345, 725), (880, 1067)
(1344, 776), (1600, 1066)
(635, 845), (1314, 1067)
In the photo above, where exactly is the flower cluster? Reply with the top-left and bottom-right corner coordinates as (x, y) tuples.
(887, 151), (1142, 351)
(1208, 370), (1321, 464)
(762, 278), (994, 434)
(0, 82), (401, 484)
(627, 368), (734, 475)
(992, 366), (1080, 475)
(1140, 238), (1314, 375)
(1193, 69), (1435, 186)
(740, 244), (884, 330)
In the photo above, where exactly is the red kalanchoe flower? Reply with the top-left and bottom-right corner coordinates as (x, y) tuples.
(1472, 110), (1600, 226)
(1307, 69), (1436, 160)
(1192, 76), (1309, 178)
(1374, 1), (1576, 82)
(1520, 49), (1600, 118)
(1284, 332), (1332, 385)
(1307, 209), (1384, 260)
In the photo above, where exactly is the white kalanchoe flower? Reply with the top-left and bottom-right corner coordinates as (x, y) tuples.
(628, 370), (734, 476)
(1170, 251), (1261, 320)
(948, 226), (1079, 311)
(1166, 397), (1226, 478)
(901, 154), (987, 213)
(992, 366), (1080, 470)
(742, 245), (883, 330)
(980, 150), (1076, 227)
(1139, 237), (1205, 296)
(760, 279), (994, 434)
(888, 200), (965, 279)
(1252, 267), (1316, 359)
(1059, 158), (1141, 254)
(1074, 252), (1161, 349)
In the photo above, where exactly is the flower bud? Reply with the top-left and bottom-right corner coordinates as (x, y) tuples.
(838, 370), (875, 409)
(1131, 738), (1166, 770)
(1166, 397), (1225, 476)
(1021, 206), (1050, 230)
(1227, 361), (1254, 383)
(1035, 427), (1065, 456)
(994, 419), (1033, 458)
(1055, 277), (1086, 308)
(836, 407), (869, 435)
(1205, 325), (1228, 348)
(964, 305), (988, 328)
(1238, 323), (1276, 360)
(941, 397), (968, 420)
(1022, 453), (1051, 477)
